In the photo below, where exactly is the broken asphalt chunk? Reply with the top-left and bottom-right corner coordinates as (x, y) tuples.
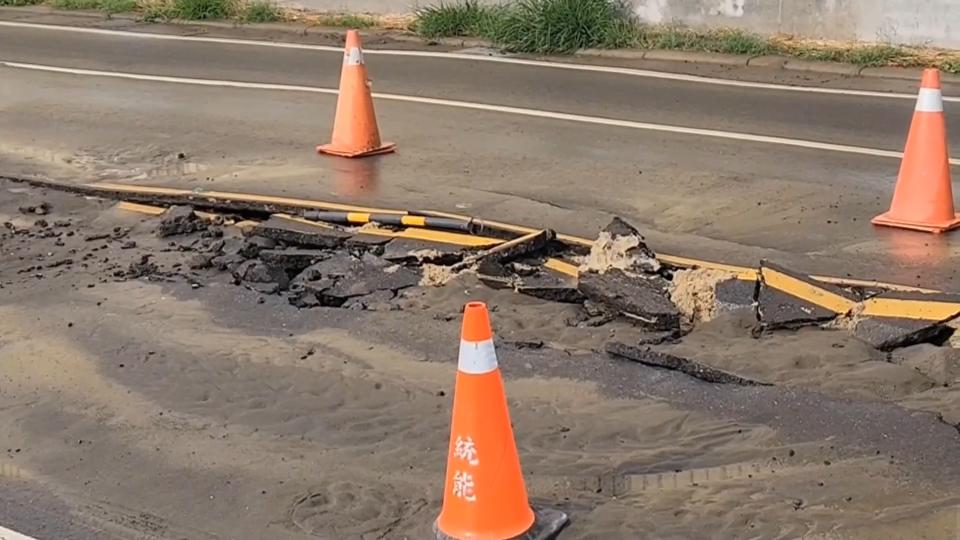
(605, 342), (769, 386)
(210, 253), (246, 272)
(342, 289), (398, 311)
(18, 202), (50, 215)
(126, 255), (158, 278)
(156, 205), (207, 238)
(757, 261), (857, 331)
(258, 249), (329, 273)
(381, 238), (465, 266)
(853, 317), (953, 351)
(251, 216), (350, 248)
(233, 260), (290, 290)
(238, 236), (277, 258)
(323, 262), (420, 301)
(577, 269), (681, 331)
(852, 289), (960, 350)
(516, 272), (583, 304)
(715, 278), (758, 315)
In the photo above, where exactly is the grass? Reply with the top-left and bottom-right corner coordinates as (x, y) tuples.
(415, 0), (503, 39)
(171, 0), (233, 20)
(413, 0), (960, 72)
(315, 13), (376, 28)
(30, 0), (284, 21)
(240, 0), (280, 22)
(496, 0), (631, 53)
(51, 0), (135, 12)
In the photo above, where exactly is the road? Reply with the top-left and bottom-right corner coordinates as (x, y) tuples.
(3, 14), (960, 540)
(2, 14), (960, 289)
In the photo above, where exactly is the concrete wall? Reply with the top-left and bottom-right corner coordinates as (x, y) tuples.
(289, 0), (960, 49)
(632, 0), (960, 48)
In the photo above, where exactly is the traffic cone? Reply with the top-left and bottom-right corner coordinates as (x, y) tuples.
(873, 68), (960, 233)
(436, 302), (536, 539)
(317, 30), (396, 158)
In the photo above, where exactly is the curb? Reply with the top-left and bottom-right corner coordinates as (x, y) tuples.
(1, 5), (957, 84)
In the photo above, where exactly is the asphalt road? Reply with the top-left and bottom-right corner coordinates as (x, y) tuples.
(4, 15), (960, 539)
(2, 14), (960, 291)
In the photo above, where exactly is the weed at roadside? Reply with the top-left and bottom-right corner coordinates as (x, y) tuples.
(414, 0), (501, 38)
(315, 13), (376, 28)
(241, 0), (280, 22)
(52, 0), (136, 12)
(172, 0), (234, 20)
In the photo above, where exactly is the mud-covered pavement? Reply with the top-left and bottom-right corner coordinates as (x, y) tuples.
(2, 179), (960, 539)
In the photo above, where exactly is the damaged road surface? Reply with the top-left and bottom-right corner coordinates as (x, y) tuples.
(3, 178), (960, 540)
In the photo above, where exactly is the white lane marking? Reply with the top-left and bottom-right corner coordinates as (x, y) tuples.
(0, 20), (953, 103)
(4, 60), (957, 165)
(0, 525), (38, 540)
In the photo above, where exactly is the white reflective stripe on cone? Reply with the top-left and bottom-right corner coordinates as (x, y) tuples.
(458, 339), (499, 375)
(916, 88), (944, 112)
(345, 47), (364, 66)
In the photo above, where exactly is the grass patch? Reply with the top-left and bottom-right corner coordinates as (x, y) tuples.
(414, 0), (501, 38)
(51, 0), (136, 12)
(783, 43), (910, 66)
(941, 58), (960, 75)
(172, 0), (234, 20)
(139, 0), (177, 20)
(0, 0), (43, 5)
(241, 0), (281, 22)
(315, 13), (376, 28)
(497, 0), (632, 53)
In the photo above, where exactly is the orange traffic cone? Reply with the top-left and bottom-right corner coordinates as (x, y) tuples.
(873, 68), (960, 233)
(436, 302), (535, 539)
(317, 30), (396, 158)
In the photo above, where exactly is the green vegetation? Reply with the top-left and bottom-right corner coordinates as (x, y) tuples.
(413, 0), (960, 72)
(241, 0), (280, 22)
(496, 0), (631, 53)
(51, 0), (136, 12)
(415, 1), (504, 39)
(788, 44), (908, 67)
(315, 13), (376, 28)
(171, 0), (232, 20)
(32, 0), (285, 22)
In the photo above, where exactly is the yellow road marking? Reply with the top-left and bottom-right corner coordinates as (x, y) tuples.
(102, 183), (957, 316)
(761, 266), (857, 314)
(116, 201), (166, 215)
(544, 259), (580, 278)
(861, 298), (960, 321)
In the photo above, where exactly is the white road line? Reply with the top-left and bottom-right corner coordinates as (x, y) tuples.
(0, 525), (37, 540)
(0, 20), (953, 103)
(5, 60), (955, 165)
